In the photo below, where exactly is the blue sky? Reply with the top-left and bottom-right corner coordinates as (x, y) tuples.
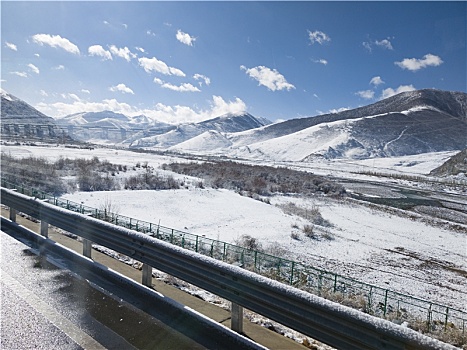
(2, 1), (466, 124)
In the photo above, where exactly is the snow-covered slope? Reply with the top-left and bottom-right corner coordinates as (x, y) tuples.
(172, 89), (467, 160)
(1, 89), (56, 125)
(131, 113), (271, 148)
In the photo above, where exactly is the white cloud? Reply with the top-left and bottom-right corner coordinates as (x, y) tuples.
(138, 56), (185, 76)
(109, 45), (136, 62)
(10, 71), (28, 78)
(395, 54), (443, 72)
(5, 42), (17, 51)
(176, 30), (196, 46)
(146, 30), (156, 37)
(370, 76), (385, 86)
(308, 30), (331, 45)
(209, 96), (246, 117)
(88, 45), (112, 60)
(375, 39), (393, 50)
(36, 95), (246, 124)
(32, 34), (80, 55)
(122, 23), (128, 29)
(356, 90), (375, 99)
(193, 74), (211, 86)
(381, 84), (416, 99)
(241, 65), (295, 91)
(28, 63), (40, 74)
(328, 107), (350, 114)
(53, 65), (65, 70)
(103, 20), (109, 25)
(81, 89), (90, 94)
(34, 53), (40, 57)
(312, 59), (328, 65)
(135, 47), (146, 53)
(154, 78), (201, 92)
(40, 90), (48, 97)
(363, 38), (393, 52)
(363, 41), (372, 52)
(109, 83), (134, 94)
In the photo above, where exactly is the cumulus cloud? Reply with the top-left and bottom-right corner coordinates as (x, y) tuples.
(88, 45), (112, 60)
(193, 74), (211, 86)
(209, 96), (246, 117)
(381, 84), (416, 99)
(138, 56), (185, 76)
(32, 34), (80, 55)
(36, 95), (247, 124)
(176, 30), (196, 46)
(308, 30), (331, 45)
(109, 45), (136, 62)
(10, 71), (28, 78)
(153, 78), (200, 92)
(109, 83), (134, 94)
(312, 59), (328, 65)
(370, 76), (385, 86)
(356, 90), (375, 99)
(240, 65), (295, 91)
(28, 63), (40, 74)
(395, 54), (443, 72)
(5, 42), (17, 51)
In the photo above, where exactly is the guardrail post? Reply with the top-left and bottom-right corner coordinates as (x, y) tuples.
(231, 302), (243, 334)
(83, 239), (92, 258)
(142, 263), (152, 287)
(40, 219), (48, 238)
(9, 207), (17, 222)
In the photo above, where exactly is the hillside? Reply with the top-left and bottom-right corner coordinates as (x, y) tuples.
(430, 149), (467, 176)
(173, 89), (467, 160)
(1, 89), (56, 125)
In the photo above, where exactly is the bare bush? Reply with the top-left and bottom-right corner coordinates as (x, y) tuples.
(164, 161), (347, 197)
(235, 234), (263, 251)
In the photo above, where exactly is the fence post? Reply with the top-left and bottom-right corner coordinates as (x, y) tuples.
(383, 289), (389, 316)
(83, 239), (92, 258)
(231, 302), (243, 334)
(40, 219), (48, 238)
(444, 307), (449, 331)
(142, 263), (152, 287)
(289, 261), (295, 285)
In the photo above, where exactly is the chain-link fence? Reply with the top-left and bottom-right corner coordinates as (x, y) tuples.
(2, 178), (465, 341)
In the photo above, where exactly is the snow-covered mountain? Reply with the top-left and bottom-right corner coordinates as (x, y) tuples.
(1, 89), (56, 125)
(172, 89), (467, 160)
(130, 113), (271, 148)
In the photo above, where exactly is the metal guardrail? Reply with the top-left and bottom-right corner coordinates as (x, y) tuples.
(0, 187), (459, 350)
(1, 178), (466, 342)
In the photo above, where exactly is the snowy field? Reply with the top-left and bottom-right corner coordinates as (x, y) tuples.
(3, 143), (467, 312)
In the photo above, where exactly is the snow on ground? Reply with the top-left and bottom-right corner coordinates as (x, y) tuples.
(61, 187), (467, 312)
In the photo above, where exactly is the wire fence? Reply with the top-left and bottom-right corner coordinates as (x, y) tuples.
(2, 178), (466, 339)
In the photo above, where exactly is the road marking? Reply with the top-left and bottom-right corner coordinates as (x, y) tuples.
(1, 268), (107, 350)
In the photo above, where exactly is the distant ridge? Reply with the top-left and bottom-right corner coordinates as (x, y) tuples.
(1, 89), (56, 125)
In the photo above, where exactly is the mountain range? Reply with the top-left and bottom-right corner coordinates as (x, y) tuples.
(1, 88), (466, 161)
